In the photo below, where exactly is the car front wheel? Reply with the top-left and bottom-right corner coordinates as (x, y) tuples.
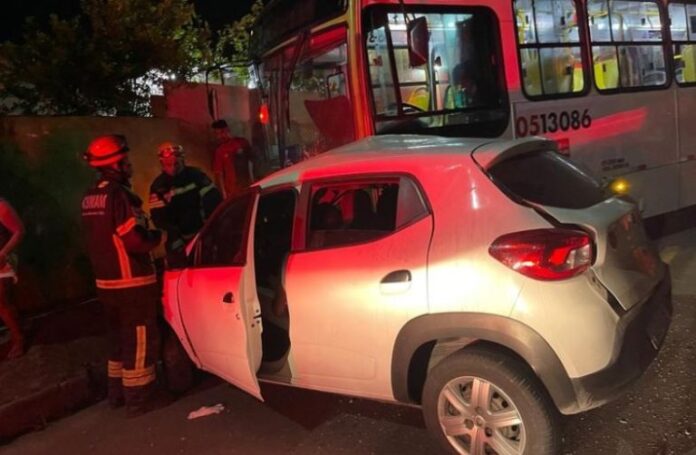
(422, 346), (559, 455)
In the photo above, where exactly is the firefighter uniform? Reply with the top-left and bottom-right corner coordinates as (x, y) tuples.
(149, 166), (221, 268)
(81, 136), (163, 412)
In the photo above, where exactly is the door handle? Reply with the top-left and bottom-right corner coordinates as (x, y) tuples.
(381, 270), (411, 284)
(222, 292), (234, 304)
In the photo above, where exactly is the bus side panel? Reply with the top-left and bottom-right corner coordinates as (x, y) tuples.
(622, 165), (680, 216)
(676, 88), (696, 208)
(512, 91), (678, 217)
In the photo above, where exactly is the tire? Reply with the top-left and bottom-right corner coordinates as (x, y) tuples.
(162, 330), (195, 394)
(422, 346), (560, 455)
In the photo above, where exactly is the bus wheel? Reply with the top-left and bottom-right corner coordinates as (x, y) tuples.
(422, 346), (559, 455)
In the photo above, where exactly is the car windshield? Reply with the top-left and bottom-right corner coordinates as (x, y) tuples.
(488, 150), (607, 209)
(364, 6), (509, 137)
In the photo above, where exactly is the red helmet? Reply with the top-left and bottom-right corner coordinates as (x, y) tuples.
(84, 135), (129, 167)
(157, 141), (184, 159)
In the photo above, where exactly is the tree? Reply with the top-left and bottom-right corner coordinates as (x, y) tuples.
(0, 0), (207, 115)
(208, 0), (264, 84)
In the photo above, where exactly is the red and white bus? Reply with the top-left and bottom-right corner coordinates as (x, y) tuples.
(251, 0), (696, 218)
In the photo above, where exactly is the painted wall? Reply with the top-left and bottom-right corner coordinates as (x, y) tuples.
(0, 116), (215, 313)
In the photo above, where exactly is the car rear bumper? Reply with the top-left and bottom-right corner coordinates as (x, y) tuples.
(566, 268), (672, 413)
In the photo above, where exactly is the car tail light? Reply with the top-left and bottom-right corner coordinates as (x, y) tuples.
(489, 229), (594, 281)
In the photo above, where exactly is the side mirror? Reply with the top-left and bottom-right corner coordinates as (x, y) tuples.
(407, 16), (429, 67)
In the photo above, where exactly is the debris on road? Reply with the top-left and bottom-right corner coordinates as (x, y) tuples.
(187, 403), (225, 420)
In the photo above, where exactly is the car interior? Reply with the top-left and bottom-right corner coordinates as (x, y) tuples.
(254, 189), (295, 374)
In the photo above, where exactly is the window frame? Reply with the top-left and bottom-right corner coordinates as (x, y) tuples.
(190, 188), (258, 269)
(668, 0), (696, 87)
(512, 0), (593, 100)
(361, 4), (510, 138)
(587, 0), (672, 94)
(297, 173), (432, 252)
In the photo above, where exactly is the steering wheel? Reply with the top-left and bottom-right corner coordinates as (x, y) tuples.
(402, 102), (426, 114)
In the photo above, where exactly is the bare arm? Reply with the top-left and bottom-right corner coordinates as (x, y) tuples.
(0, 201), (24, 262)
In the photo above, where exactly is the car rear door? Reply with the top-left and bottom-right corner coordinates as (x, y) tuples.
(284, 175), (433, 398)
(173, 191), (263, 399)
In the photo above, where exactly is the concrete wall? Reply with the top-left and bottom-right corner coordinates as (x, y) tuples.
(0, 116), (214, 313)
(163, 82), (260, 140)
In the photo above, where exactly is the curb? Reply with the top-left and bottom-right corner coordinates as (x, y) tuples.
(0, 364), (106, 443)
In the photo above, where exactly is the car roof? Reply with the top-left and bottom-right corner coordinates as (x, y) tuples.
(256, 135), (494, 189)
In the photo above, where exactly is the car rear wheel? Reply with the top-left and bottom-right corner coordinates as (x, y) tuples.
(422, 346), (559, 455)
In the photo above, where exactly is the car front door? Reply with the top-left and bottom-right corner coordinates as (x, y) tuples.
(176, 191), (263, 400)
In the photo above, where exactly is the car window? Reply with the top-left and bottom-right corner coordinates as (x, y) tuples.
(488, 150), (606, 209)
(194, 192), (255, 267)
(254, 189), (296, 279)
(306, 176), (428, 249)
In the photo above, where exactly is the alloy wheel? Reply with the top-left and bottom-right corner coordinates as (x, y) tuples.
(437, 375), (526, 455)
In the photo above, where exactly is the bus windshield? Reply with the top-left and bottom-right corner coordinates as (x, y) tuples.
(364, 7), (509, 137)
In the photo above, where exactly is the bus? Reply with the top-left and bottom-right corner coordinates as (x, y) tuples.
(250, 0), (696, 219)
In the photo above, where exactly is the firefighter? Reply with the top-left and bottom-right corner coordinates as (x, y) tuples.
(81, 134), (168, 417)
(149, 142), (222, 269)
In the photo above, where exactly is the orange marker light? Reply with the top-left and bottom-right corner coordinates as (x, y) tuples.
(610, 178), (630, 195)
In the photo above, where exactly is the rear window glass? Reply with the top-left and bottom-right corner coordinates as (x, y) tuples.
(488, 150), (606, 209)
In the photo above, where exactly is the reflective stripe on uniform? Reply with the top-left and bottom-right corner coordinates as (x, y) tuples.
(116, 217), (137, 236)
(112, 235), (132, 278)
(122, 365), (156, 387)
(199, 183), (216, 197)
(135, 325), (146, 371)
(95, 274), (157, 289)
(173, 183), (197, 196)
(108, 360), (124, 378)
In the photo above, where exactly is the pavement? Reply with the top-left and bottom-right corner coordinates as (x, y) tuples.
(0, 226), (695, 446)
(0, 299), (108, 442)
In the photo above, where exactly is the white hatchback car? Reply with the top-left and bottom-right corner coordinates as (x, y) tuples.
(163, 135), (671, 455)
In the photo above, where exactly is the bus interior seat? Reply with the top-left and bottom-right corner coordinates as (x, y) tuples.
(406, 86), (430, 111)
(594, 56), (619, 89)
(682, 44), (696, 82)
(522, 53), (543, 96)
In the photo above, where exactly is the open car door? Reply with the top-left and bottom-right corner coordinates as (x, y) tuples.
(175, 191), (263, 400)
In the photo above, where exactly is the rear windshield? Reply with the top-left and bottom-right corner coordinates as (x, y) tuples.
(488, 150), (606, 209)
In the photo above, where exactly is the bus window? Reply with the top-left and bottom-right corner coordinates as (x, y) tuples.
(669, 2), (696, 84)
(514, 0), (587, 98)
(364, 7), (508, 138)
(286, 41), (354, 162)
(588, 0), (668, 90)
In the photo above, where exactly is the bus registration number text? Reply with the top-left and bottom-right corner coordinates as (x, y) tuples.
(516, 109), (592, 137)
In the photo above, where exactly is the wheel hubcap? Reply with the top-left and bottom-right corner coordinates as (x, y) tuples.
(437, 376), (526, 455)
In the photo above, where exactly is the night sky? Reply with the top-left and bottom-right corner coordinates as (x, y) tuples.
(0, 0), (258, 42)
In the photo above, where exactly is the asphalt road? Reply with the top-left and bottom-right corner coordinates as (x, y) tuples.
(3, 305), (695, 455)
(2, 232), (696, 455)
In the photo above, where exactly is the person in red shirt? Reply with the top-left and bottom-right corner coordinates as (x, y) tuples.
(0, 198), (25, 359)
(211, 119), (254, 199)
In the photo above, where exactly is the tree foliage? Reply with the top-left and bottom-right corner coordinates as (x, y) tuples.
(0, 0), (208, 115)
(204, 0), (264, 84)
